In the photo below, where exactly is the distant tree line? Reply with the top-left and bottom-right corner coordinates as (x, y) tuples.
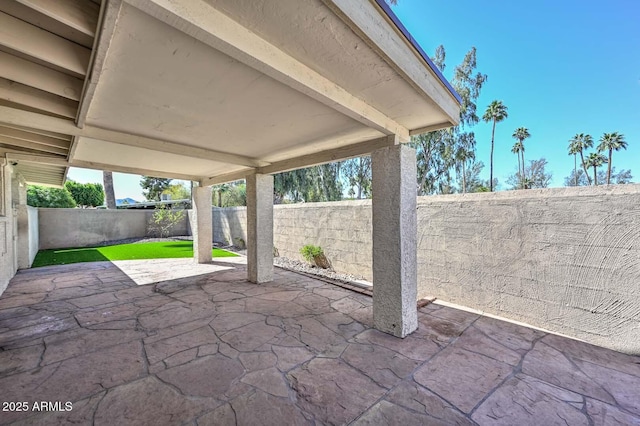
(27, 180), (104, 208)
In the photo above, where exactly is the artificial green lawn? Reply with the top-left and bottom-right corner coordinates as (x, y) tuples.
(32, 241), (238, 268)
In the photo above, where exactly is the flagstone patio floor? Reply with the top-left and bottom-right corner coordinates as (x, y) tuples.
(0, 259), (639, 425)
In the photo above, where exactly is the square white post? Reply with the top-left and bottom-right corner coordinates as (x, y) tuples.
(246, 173), (274, 283)
(372, 143), (418, 337)
(192, 185), (213, 264)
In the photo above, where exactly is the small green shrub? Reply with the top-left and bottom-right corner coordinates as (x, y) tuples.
(149, 205), (185, 238)
(300, 245), (324, 262)
(234, 237), (246, 250)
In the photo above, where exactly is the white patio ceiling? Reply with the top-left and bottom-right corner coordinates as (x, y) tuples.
(0, 0), (460, 187)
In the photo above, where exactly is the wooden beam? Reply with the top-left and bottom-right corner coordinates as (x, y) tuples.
(71, 159), (201, 181)
(16, 0), (99, 37)
(0, 146), (55, 156)
(201, 169), (254, 187)
(0, 135), (68, 155)
(19, 170), (64, 180)
(126, 0), (410, 142)
(201, 135), (398, 185)
(0, 125), (71, 149)
(409, 121), (454, 136)
(0, 77), (78, 118)
(5, 152), (69, 166)
(77, 0), (121, 127)
(0, 123), (71, 141)
(0, 106), (265, 168)
(1, 0), (96, 48)
(0, 51), (83, 101)
(0, 11), (90, 77)
(258, 135), (395, 175)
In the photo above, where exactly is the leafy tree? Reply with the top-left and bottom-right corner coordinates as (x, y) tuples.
(27, 185), (76, 208)
(568, 133), (594, 185)
(584, 153), (608, 186)
(343, 156), (372, 199)
(454, 133), (475, 193)
(564, 167), (632, 186)
(456, 160), (490, 193)
(140, 176), (172, 201)
(506, 158), (552, 189)
(64, 180), (104, 208)
(103, 171), (116, 209)
(511, 127), (530, 188)
(597, 132), (628, 185)
(212, 183), (228, 207)
(212, 181), (246, 207)
(163, 183), (190, 201)
(224, 181), (247, 206)
(483, 100), (509, 191)
(413, 46), (487, 195)
(273, 163), (344, 203)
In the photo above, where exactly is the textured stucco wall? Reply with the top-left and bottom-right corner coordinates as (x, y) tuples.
(213, 207), (248, 247)
(39, 209), (190, 249)
(213, 186), (640, 353)
(418, 185), (640, 354)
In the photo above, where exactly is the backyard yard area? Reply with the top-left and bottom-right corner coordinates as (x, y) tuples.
(32, 241), (237, 268)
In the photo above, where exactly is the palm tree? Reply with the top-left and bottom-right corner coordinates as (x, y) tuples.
(103, 171), (116, 209)
(511, 141), (523, 189)
(483, 101), (508, 191)
(569, 133), (594, 185)
(584, 153), (608, 186)
(512, 127), (530, 187)
(455, 146), (474, 193)
(597, 132), (628, 185)
(567, 140), (582, 186)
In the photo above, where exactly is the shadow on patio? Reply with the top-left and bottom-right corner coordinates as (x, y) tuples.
(0, 259), (638, 425)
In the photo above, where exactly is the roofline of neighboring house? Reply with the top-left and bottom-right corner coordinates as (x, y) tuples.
(373, 0), (462, 104)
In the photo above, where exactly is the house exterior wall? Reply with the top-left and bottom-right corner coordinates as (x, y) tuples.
(0, 162), (17, 294)
(16, 205), (39, 269)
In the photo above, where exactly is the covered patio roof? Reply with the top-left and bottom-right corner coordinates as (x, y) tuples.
(0, 0), (460, 187)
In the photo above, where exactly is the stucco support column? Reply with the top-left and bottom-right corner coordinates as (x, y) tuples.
(246, 174), (274, 283)
(372, 143), (418, 337)
(192, 186), (213, 264)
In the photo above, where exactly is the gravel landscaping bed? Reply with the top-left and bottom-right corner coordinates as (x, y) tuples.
(273, 256), (367, 284)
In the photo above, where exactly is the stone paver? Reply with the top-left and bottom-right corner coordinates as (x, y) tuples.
(0, 259), (639, 425)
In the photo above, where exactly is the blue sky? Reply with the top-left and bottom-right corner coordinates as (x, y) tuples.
(69, 0), (639, 197)
(391, 0), (639, 188)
